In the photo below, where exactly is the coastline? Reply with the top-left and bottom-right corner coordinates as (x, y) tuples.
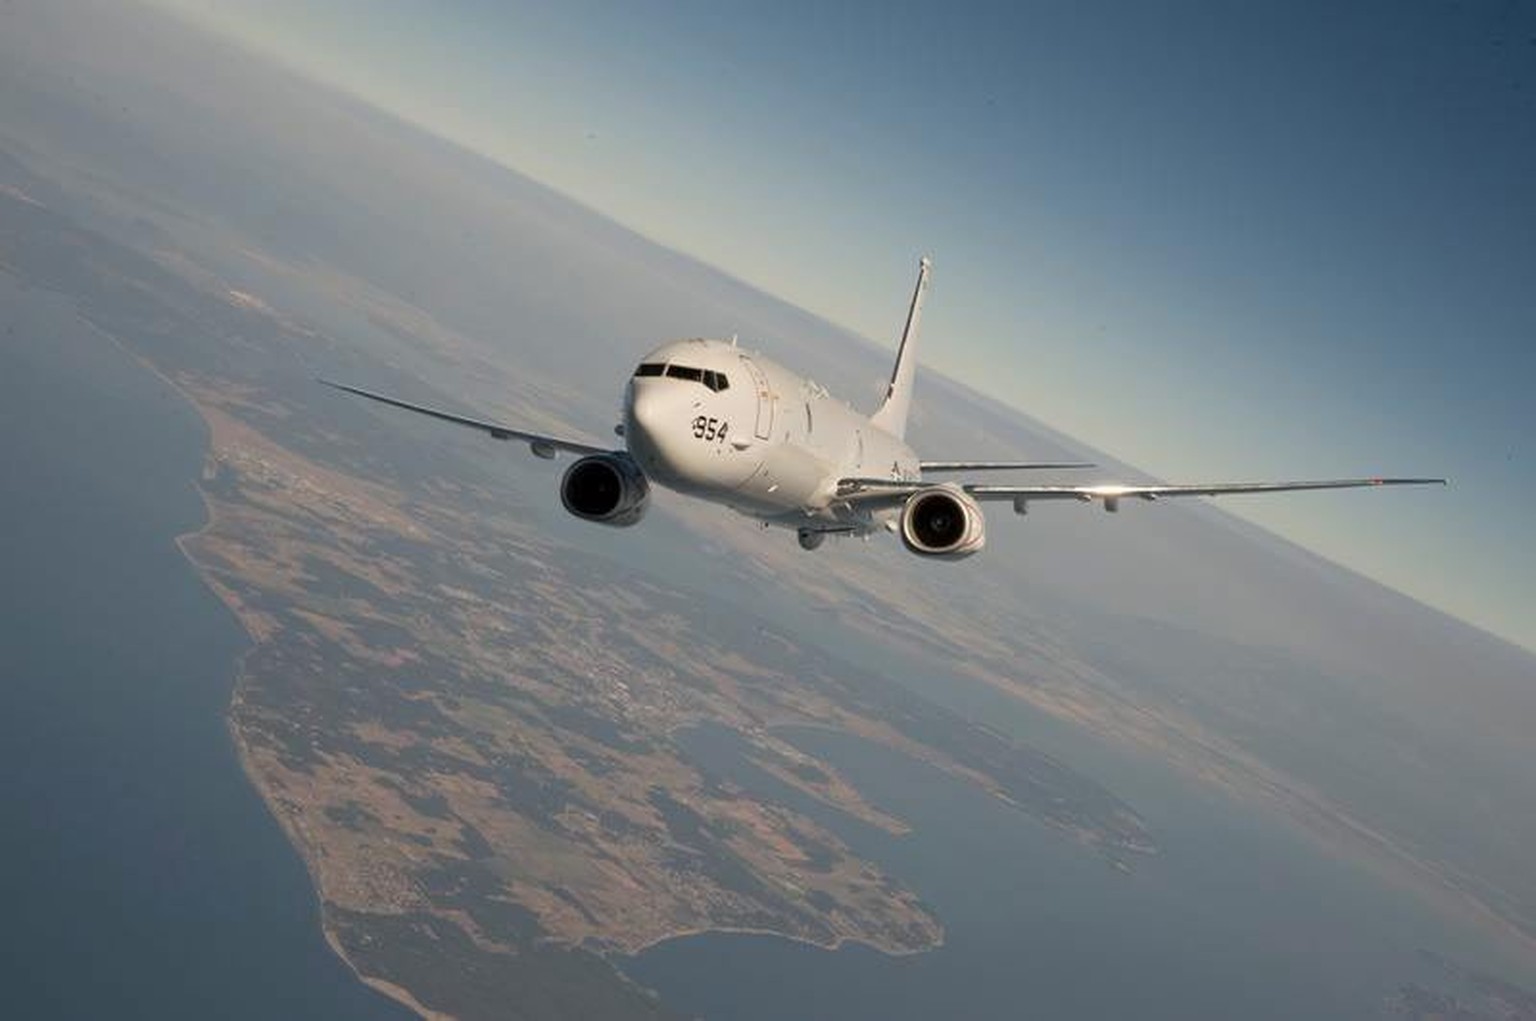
(0, 275), (431, 1018)
(160, 374), (936, 1021)
(614, 920), (942, 960)
(174, 458), (438, 1021)
(111, 334), (440, 1021)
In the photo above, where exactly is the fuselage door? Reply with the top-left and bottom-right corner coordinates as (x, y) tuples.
(740, 355), (775, 440)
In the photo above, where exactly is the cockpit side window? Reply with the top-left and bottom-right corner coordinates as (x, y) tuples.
(635, 363), (665, 377)
(702, 370), (730, 392)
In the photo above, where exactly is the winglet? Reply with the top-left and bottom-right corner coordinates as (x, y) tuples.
(869, 256), (931, 439)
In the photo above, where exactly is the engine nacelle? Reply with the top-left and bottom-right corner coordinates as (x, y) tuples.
(899, 485), (986, 558)
(560, 453), (650, 527)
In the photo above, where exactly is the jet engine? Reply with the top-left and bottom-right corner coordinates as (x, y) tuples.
(560, 453), (650, 527)
(899, 485), (986, 558)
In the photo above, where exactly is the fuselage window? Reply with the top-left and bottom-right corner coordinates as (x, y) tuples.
(805, 404), (813, 434)
(635, 363), (665, 377)
(666, 364), (704, 382)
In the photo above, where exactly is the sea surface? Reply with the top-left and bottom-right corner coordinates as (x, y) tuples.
(0, 277), (408, 1019)
(623, 717), (1520, 1021)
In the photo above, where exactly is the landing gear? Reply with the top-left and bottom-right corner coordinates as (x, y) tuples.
(797, 528), (826, 551)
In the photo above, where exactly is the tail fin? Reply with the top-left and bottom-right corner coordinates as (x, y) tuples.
(869, 256), (931, 439)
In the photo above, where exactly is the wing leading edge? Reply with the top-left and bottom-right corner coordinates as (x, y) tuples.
(838, 475), (1447, 510)
(320, 379), (608, 458)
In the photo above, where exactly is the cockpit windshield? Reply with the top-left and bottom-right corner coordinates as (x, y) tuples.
(633, 362), (729, 392)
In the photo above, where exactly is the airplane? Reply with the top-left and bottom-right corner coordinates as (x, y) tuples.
(324, 258), (1443, 558)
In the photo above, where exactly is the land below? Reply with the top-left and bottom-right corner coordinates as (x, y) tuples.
(0, 173), (1159, 1019)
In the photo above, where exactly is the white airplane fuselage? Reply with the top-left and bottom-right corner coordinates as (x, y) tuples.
(623, 338), (918, 535)
(325, 256), (1442, 558)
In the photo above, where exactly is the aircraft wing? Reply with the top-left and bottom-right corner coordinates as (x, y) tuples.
(965, 478), (1447, 508)
(837, 475), (1446, 509)
(919, 461), (1096, 472)
(320, 380), (608, 458)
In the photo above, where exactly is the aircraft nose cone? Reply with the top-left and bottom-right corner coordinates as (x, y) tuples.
(627, 382), (664, 432)
(625, 381), (694, 476)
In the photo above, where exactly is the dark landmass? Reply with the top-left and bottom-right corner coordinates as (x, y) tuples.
(328, 909), (676, 1021)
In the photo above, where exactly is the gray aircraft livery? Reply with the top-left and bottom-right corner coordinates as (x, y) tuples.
(326, 258), (1443, 557)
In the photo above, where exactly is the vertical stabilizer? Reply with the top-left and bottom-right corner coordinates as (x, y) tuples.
(869, 256), (931, 439)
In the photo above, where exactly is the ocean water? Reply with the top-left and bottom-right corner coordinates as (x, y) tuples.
(0, 278), (409, 1019)
(623, 720), (1512, 1021)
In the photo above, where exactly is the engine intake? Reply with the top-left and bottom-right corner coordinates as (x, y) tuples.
(560, 453), (650, 527)
(900, 485), (986, 558)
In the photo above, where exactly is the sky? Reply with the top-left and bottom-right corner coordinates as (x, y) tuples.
(149, 0), (1535, 652)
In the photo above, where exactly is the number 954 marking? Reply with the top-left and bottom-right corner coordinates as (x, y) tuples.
(691, 416), (729, 444)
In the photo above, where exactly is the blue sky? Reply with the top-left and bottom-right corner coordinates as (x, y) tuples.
(154, 0), (1535, 651)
